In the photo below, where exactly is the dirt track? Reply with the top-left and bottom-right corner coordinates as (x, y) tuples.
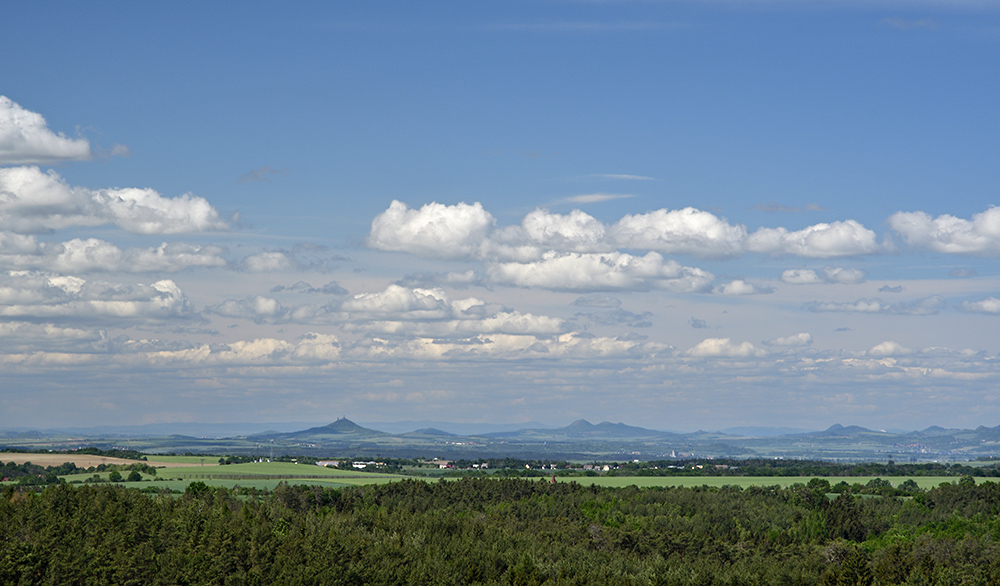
(1, 453), (203, 468)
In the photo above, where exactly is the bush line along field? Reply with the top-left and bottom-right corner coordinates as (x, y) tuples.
(5, 477), (1000, 584)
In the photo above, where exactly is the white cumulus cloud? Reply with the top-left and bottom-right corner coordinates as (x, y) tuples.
(713, 279), (772, 295)
(687, 337), (767, 358)
(341, 285), (451, 319)
(764, 333), (813, 347)
(781, 266), (866, 284)
(888, 207), (1000, 255)
(0, 96), (92, 165)
(334, 285), (568, 337)
(868, 341), (912, 357)
(0, 236), (225, 273)
(367, 200), (495, 259)
(486, 251), (714, 292)
(519, 208), (607, 252)
(365, 201), (889, 272)
(0, 271), (195, 324)
(0, 166), (227, 234)
(820, 267), (866, 284)
(961, 297), (1000, 314)
(207, 296), (286, 323)
(746, 220), (878, 258)
(355, 311), (566, 338)
(240, 252), (293, 272)
(610, 207), (747, 257)
(781, 269), (824, 284)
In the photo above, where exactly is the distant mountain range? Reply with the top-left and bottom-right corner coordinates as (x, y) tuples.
(808, 424), (884, 437)
(485, 419), (674, 440)
(236, 419), (1000, 461)
(358, 420), (554, 435)
(4, 419), (1000, 462)
(259, 418), (389, 441)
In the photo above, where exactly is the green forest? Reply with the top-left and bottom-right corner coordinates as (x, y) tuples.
(4, 477), (1000, 585)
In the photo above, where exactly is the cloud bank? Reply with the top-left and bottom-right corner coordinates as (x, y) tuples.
(367, 200), (888, 264)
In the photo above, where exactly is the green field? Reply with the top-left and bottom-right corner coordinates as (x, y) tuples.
(31, 460), (409, 491)
(166, 461), (385, 476)
(4, 455), (974, 492)
(47, 470), (973, 492)
(117, 476), (403, 492)
(142, 461), (406, 484)
(145, 455), (218, 465)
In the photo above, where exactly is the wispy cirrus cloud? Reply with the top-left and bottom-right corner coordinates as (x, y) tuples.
(271, 280), (348, 295)
(571, 295), (653, 328)
(806, 295), (946, 316)
(558, 193), (636, 204)
(586, 174), (655, 181)
(237, 165), (289, 184)
(487, 21), (680, 33)
(880, 17), (938, 30)
(752, 202), (827, 213)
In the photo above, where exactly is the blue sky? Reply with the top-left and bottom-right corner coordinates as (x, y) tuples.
(2, 1), (999, 431)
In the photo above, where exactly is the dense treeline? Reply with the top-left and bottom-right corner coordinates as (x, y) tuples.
(440, 457), (1000, 479)
(1, 460), (157, 486)
(609, 458), (1000, 478)
(4, 478), (1000, 584)
(0, 461), (78, 485)
(0, 446), (147, 461)
(450, 457), (573, 470)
